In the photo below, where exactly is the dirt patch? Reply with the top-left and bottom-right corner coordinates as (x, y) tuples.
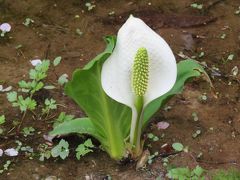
(0, 0), (240, 179)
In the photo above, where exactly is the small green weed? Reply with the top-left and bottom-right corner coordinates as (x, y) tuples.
(85, 2), (96, 11)
(147, 133), (159, 142)
(235, 6), (240, 15)
(172, 142), (184, 152)
(53, 112), (75, 128)
(147, 151), (158, 164)
(76, 139), (94, 160)
(167, 165), (205, 180)
(190, 3), (203, 10)
(212, 169), (240, 180)
(51, 139), (69, 160)
(23, 18), (34, 27)
(42, 98), (57, 115)
(0, 160), (12, 174)
(5, 57), (64, 131)
(58, 74), (68, 85)
(38, 144), (52, 161)
(21, 127), (35, 137)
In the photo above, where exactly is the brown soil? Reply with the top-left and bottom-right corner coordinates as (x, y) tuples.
(0, 0), (240, 179)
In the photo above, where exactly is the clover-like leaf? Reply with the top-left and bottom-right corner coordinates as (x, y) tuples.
(7, 91), (17, 102)
(51, 139), (69, 160)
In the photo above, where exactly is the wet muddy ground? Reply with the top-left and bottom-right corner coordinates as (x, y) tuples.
(0, 0), (240, 179)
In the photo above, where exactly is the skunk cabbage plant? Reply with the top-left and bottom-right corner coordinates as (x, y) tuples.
(50, 16), (209, 160)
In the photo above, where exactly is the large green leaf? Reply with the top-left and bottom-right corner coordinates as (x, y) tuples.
(143, 59), (208, 128)
(64, 36), (131, 159)
(50, 118), (101, 140)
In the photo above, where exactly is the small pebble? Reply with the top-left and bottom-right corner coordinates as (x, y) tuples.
(30, 59), (42, 66)
(0, 23), (11, 32)
(4, 148), (18, 156)
(157, 121), (170, 130)
(32, 174), (40, 180)
(45, 176), (57, 180)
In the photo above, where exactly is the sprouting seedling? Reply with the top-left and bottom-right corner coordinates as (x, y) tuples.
(21, 126), (35, 137)
(147, 151), (158, 164)
(147, 133), (159, 142)
(23, 18), (34, 27)
(7, 91), (37, 112)
(41, 98), (63, 120)
(167, 165), (205, 179)
(192, 129), (201, 138)
(235, 6), (240, 15)
(53, 112), (75, 128)
(192, 112), (199, 121)
(231, 66), (238, 76)
(6, 60), (50, 118)
(75, 139), (94, 160)
(198, 52), (205, 58)
(6, 57), (61, 131)
(42, 98), (57, 115)
(220, 33), (226, 39)
(0, 115), (5, 125)
(38, 144), (51, 161)
(198, 93), (208, 102)
(85, 2), (96, 11)
(108, 11), (115, 16)
(76, 28), (83, 36)
(0, 23), (11, 37)
(227, 54), (234, 61)
(0, 160), (12, 174)
(58, 74), (68, 85)
(17, 60), (50, 95)
(190, 3), (203, 10)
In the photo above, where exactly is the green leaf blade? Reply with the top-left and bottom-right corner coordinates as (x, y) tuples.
(64, 36), (131, 159)
(50, 118), (102, 141)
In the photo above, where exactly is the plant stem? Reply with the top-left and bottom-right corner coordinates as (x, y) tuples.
(132, 112), (143, 157)
(17, 110), (27, 133)
(130, 95), (144, 157)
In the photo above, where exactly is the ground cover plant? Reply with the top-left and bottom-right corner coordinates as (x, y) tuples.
(0, 0), (240, 179)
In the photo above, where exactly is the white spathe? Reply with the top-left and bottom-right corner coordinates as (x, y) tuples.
(101, 16), (177, 111)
